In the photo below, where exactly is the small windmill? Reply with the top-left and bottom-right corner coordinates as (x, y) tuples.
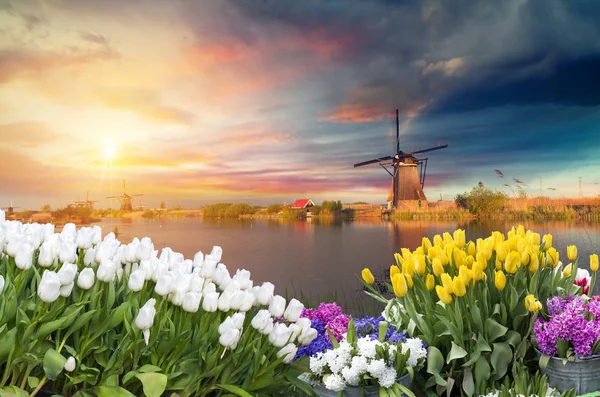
(1, 200), (21, 213)
(74, 191), (98, 209)
(106, 180), (143, 212)
(353, 109), (447, 208)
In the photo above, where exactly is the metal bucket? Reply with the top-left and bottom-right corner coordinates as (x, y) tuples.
(541, 354), (600, 395)
(309, 373), (410, 397)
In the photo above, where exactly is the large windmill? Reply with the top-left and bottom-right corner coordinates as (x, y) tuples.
(353, 109), (448, 208)
(73, 191), (98, 209)
(106, 180), (143, 212)
(1, 200), (21, 214)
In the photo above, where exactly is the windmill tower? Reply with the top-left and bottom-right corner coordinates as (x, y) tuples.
(106, 180), (143, 212)
(353, 109), (447, 208)
(73, 191), (98, 209)
(1, 200), (21, 213)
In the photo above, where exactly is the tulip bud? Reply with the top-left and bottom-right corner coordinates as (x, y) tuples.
(232, 269), (253, 290)
(361, 268), (374, 284)
(453, 229), (466, 249)
(298, 327), (318, 345)
(15, 243), (34, 270)
(528, 254), (539, 273)
(59, 281), (74, 297)
(496, 242), (509, 263)
(219, 327), (240, 349)
(214, 264), (232, 289)
(217, 290), (235, 312)
(257, 282), (275, 306)
(128, 270), (145, 292)
(61, 223), (77, 242)
(432, 258), (444, 277)
(155, 272), (175, 296)
(77, 268), (95, 290)
(76, 228), (94, 250)
(495, 270), (506, 290)
(57, 263), (78, 286)
(277, 343), (298, 364)
(452, 276), (466, 297)
(269, 323), (292, 347)
(193, 251), (204, 268)
(435, 285), (453, 304)
(135, 237), (154, 262)
(96, 259), (118, 282)
(238, 291), (255, 312)
(182, 292), (201, 313)
(425, 274), (435, 291)
(392, 273), (407, 297)
(59, 240), (77, 264)
(422, 237), (432, 254)
(567, 245), (578, 262)
(284, 298), (304, 322)
(504, 251), (520, 274)
(202, 291), (219, 312)
(591, 254), (599, 272)
(38, 271), (61, 303)
(38, 241), (56, 268)
(390, 265), (400, 279)
(440, 273), (454, 294)
(64, 357), (76, 372)
(252, 310), (273, 334)
(472, 261), (484, 281)
(199, 256), (218, 279)
(269, 295), (286, 318)
(562, 263), (572, 277)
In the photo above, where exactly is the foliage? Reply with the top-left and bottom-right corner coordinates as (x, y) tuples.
(267, 204), (283, 214)
(363, 226), (583, 396)
(203, 203), (256, 218)
(159, 201), (166, 210)
(0, 218), (316, 396)
(455, 185), (507, 217)
(480, 368), (576, 397)
(320, 200), (342, 213)
(51, 206), (95, 223)
(41, 204), (52, 212)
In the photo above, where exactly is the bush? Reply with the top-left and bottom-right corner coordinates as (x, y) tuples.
(267, 204), (283, 214)
(455, 185), (507, 217)
(203, 203), (256, 218)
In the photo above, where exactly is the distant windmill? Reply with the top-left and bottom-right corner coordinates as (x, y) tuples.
(353, 109), (448, 207)
(73, 191), (98, 209)
(1, 200), (21, 214)
(106, 180), (143, 212)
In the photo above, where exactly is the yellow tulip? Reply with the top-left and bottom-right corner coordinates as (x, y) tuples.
(546, 247), (560, 268)
(472, 261), (484, 281)
(435, 285), (453, 304)
(504, 251), (520, 274)
(433, 234), (443, 248)
(467, 241), (476, 257)
(542, 234), (553, 249)
(402, 257), (415, 278)
(425, 274), (435, 291)
(562, 263), (572, 277)
(492, 231), (505, 250)
(432, 258), (444, 277)
(508, 236), (519, 252)
(414, 246), (424, 255)
(394, 252), (403, 266)
(415, 255), (426, 276)
(476, 251), (486, 267)
(521, 247), (531, 266)
(441, 273), (454, 295)
(453, 276), (467, 297)
(517, 238), (527, 254)
(459, 265), (472, 285)
(567, 245), (578, 262)
(528, 254), (539, 273)
(524, 294), (535, 311)
(422, 237), (432, 254)
(405, 273), (413, 288)
(508, 228), (516, 240)
(495, 270), (507, 290)
(531, 232), (541, 246)
(466, 255), (475, 268)
(438, 250), (449, 266)
(445, 245), (455, 263)
(392, 273), (408, 297)
(443, 232), (454, 247)
(453, 229), (466, 249)
(390, 265), (400, 279)
(591, 254), (599, 272)
(362, 268), (375, 284)
(483, 240), (494, 261)
(453, 248), (466, 268)
(495, 259), (503, 270)
(516, 225), (525, 237)
(534, 301), (542, 312)
(496, 242), (509, 263)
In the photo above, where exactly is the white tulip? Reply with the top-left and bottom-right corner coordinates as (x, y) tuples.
(61, 223), (77, 243)
(0, 209), (4, 222)
(38, 241), (56, 268)
(277, 343), (298, 364)
(295, 317), (312, 332)
(15, 243), (34, 270)
(203, 281), (217, 294)
(77, 268), (95, 290)
(182, 259), (193, 274)
(128, 270), (146, 292)
(116, 267), (123, 282)
(224, 280), (241, 293)
(6, 235), (23, 258)
(269, 295), (286, 318)
(174, 273), (191, 294)
(57, 263), (78, 286)
(251, 310), (273, 334)
(199, 256), (218, 279)
(230, 290), (245, 311)
(92, 225), (102, 245)
(96, 260), (118, 282)
(214, 264), (231, 288)
(298, 328), (318, 346)
(115, 245), (129, 264)
(284, 298), (304, 322)
(64, 356), (76, 372)
(135, 237), (153, 262)
(218, 317), (236, 335)
(219, 327), (240, 349)
(288, 323), (301, 343)
(60, 282), (74, 298)
(232, 312), (245, 329)
(193, 251), (204, 268)
(217, 290), (234, 312)
(257, 282), (275, 306)
(76, 228), (94, 250)
(0, 275), (5, 295)
(59, 240), (77, 264)
(210, 246), (223, 263)
(189, 276), (205, 293)
(0, 233), (5, 256)
(182, 292), (201, 313)
(155, 273), (175, 296)
(238, 291), (255, 312)
(83, 247), (96, 267)
(38, 271), (61, 303)
(139, 259), (157, 281)
(202, 291), (219, 312)
(269, 323), (292, 347)
(232, 269), (252, 290)
(135, 298), (156, 345)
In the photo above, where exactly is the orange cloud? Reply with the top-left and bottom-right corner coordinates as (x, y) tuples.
(319, 103), (390, 123)
(0, 122), (66, 147)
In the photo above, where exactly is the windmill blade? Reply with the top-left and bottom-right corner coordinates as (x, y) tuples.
(395, 109), (400, 154)
(354, 156), (394, 168)
(131, 194), (144, 197)
(409, 144), (448, 155)
(106, 196), (120, 199)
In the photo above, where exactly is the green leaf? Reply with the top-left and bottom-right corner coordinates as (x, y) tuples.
(346, 317), (358, 344)
(215, 384), (254, 397)
(426, 346), (447, 387)
(504, 330), (521, 348)
(447, 342), (468, 364)
(91, 386), (136, 397)
(485, 318), (508, 342)
(0, 386), (29, 397)
(557, 339), (569, 358)
(27, 376), (39, 389)
(64, 310), (97, 339)
(138, 364), (163, 373)
(490, 342), (512, 380)
(474, 356), (491, 388)
(135, 373), (167, 397)
(0, 327), (17, 362)
(462, 369), (475, 397)
(43, 348), (67, 381)
(36, 306), (83, 340)
(539, 354), (551, 370)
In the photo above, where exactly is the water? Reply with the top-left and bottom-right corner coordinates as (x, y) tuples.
(96, 217), (600, 308)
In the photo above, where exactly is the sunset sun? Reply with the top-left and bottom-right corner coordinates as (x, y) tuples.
(104, 144), (117, 161)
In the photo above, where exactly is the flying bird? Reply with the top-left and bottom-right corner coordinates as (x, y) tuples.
(494, 169), (504, 178)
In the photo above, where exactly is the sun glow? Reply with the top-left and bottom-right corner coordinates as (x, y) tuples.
(104, 144), (117, 161)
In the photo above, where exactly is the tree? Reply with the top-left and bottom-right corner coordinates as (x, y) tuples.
(41, 204), (52, 212)
(160, 201), (166, 210)
(457, 184), (507, 217)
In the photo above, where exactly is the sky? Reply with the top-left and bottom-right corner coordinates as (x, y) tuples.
(1, 0), (600, 210)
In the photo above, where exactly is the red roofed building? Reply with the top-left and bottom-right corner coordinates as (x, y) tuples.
(290, 198), (315, 209)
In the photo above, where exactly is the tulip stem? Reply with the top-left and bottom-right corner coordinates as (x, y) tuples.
(19, 364), (33, 390)
(29, 376), (47, 397)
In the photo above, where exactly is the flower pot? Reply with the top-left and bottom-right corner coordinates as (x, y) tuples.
(540, 354), (600, 395)
(309, 373), (411, 397)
